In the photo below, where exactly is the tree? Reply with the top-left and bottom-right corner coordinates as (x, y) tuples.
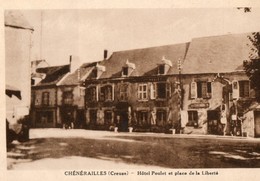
(243, 32), (260, 102)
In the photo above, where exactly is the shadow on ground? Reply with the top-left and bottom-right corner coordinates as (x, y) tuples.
(7, 135), (260, 169)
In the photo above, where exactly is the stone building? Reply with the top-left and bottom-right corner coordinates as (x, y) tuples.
(181, 33), (255, 136)
(84, 44), (189, 132)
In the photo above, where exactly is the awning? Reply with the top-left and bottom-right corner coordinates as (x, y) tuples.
(6, 84), (22, 100)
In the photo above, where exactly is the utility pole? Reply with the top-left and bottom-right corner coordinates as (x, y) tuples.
(177, 58), (182, 134)
(178, 58), (183, 109)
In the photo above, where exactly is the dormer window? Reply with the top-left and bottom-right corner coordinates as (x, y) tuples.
(122, 67), (128, 76)
(158, 56), (172, 75)
(94, 63), (106, 79)
(158, 64), (165, 75)
(122, 59), (135, 77)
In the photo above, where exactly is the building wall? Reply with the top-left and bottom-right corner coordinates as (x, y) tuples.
(57, 86), (85, 127)
(31, 87), (57, 127)
(85, 76), (180, 132)
(33, 87), (57, 107)
(57, 86), (85, 108)
(181, 72), (255, 135)
(243, 110), (255, 137)
(5, 26), (32, 125)
(182, 74), (224, 134)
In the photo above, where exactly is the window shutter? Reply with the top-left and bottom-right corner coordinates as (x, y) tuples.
(232, 80), (239, 99)
(155, 83), (158, 99)
(201, 82), (207, 98)
(150, 83), (155, 99)
(96, 85), (99, 101)
(190, 81), (197, 99)
(112, 84), (115, 100)
(166, 83), (171, 98)
(207, 82), (212, 98)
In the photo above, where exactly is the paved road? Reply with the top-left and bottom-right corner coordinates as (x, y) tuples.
(7, 128), (260, 170)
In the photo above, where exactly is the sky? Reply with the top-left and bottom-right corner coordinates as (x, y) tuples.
(20, 8), (260, 66)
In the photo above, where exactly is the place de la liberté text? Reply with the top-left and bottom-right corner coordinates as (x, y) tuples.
(64, 170), (219, 176)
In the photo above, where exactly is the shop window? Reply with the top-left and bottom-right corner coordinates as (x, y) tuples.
(104, 111), (113, 125)
(156, 110), (167, 126)
(37, 111), (53, 124)
(100, 85), (113, 101)
(42, 92), (49, 106)
(87, 86), (97, 102)
(187, 111), (198, 127)
(138, 111), (149, 126)
(138, 84), (148, 100)
(89, 109), (97, 125)
(119, 84), (128, 101)
(63, 91), (73, 105)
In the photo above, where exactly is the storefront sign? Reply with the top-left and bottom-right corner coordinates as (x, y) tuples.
(189, 103), (209, 109)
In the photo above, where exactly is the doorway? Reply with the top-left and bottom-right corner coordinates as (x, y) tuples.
(207, 110), (223, 135)
(117, 111), (128, 132)
(76, 109), (86, 129)
(254, 111), (260, 137)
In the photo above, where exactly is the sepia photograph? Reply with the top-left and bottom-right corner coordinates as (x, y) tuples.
(3, 3), (260, 180)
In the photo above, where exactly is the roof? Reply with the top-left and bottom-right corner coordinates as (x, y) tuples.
(5, 10), (33, 31)
(59, 62), (97, 86)
(182, 33), (252, 74)
(96, 43), (189, 79)
(35, 64), (70, 86)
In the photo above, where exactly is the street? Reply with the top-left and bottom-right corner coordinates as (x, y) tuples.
(7, 128), (260, 170)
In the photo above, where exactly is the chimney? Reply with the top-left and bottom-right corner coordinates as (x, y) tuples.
(69, 55), (72, 72)
(104, 49), (108, 60)
(69, 55), (81, 73)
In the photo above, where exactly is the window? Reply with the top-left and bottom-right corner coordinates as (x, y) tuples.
(87, 86), (97, 102)
(79, 88), (85, 97)
(138, 84), (148, 100)
(122, 67), (128, 76)
(158, 64), (165, 75)
(239, 80), (250, 98)
(187, 111), (198, 127)
(156, 110), (167, 126)
(93, 68), (98, 78)
(156, 82), (171, 99)
(63, 91), (73, 105)
(89, 110), (97, 125)
(104, 111), (113, 125)
(137, 111), (149, 126)
(232, 80), (250, 99)
(191, 81), (211, 99)
(100, 85), (113, 101)
(119, 84), (128, 101)
(197, 81), (211, 98)
(42, 92), (49, 106)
